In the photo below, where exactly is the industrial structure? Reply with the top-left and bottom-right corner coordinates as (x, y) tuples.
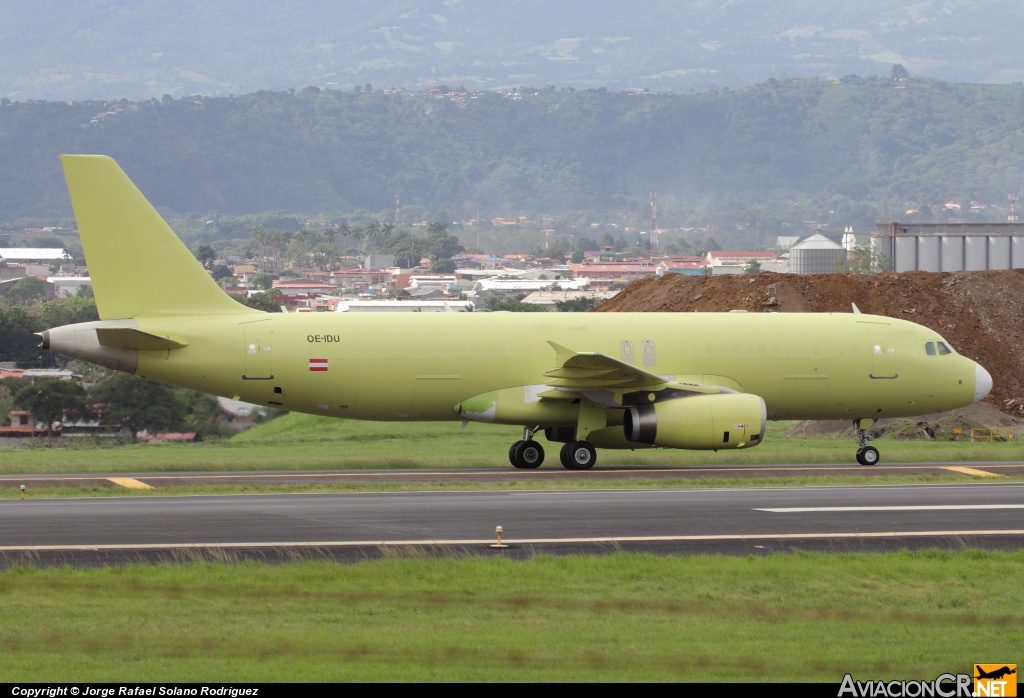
(873, 222), (1024, 272)
(789, 233), (845, 274)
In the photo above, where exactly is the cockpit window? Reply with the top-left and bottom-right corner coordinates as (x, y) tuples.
(925, 342), (936, 355)
(936, 341), (953, 355)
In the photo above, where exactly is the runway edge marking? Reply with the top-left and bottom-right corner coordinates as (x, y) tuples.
(107, 477), (155, 490)
(943, 466), (1002, 477)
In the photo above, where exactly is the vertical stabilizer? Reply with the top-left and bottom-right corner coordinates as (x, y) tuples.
(61, 155), (258, 319)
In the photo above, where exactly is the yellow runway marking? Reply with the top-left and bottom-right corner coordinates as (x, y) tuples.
(2, 529), (1024, 552)
(943, 466), (1001, 477)
(107, 478), (154, 490)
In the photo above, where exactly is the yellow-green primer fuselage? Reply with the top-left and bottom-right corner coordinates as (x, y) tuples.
(116, 310), (979, 425)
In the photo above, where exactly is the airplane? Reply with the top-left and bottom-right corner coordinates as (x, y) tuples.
(40, 155), (993, 469)
(975, 667), (1016, 681)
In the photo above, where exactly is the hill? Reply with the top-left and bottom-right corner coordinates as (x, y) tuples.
(4, 1), (1024, 101)
(4, 77), (1024, 231)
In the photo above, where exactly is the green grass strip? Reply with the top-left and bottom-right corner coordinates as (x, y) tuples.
(0, 413), (1020, 474)
(0, 551), (1020, 681)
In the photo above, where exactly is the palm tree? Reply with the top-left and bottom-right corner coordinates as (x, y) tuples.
(251, 225), (268, 270)
(362, 222), (382, 254)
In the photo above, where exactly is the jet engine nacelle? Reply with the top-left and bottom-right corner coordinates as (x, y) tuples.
(624, 393), (767, 450)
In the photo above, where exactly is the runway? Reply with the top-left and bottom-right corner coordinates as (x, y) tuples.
(3, 460), (1024, 490)
(1, 482), (1022, 566)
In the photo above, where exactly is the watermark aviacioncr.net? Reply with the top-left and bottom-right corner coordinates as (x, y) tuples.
(838, 665), (1017, 698)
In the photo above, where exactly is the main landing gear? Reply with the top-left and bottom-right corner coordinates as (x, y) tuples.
(509, 427), (544, 469)
(559, 441), (596, 470)
(508, 427), (597, 470)
(854, 419), (880, 466)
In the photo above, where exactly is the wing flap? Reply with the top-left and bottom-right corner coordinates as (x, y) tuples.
(545, 340), (667, 390)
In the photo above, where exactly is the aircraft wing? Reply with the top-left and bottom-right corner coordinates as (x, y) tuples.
(543, 341), (667, 389)
(538, 341), (729, 408)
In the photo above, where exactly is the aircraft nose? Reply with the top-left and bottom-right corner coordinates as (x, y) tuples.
(974, 363), (993, 403)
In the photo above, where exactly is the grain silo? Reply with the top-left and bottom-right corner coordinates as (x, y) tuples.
(789, 233), (845, 274)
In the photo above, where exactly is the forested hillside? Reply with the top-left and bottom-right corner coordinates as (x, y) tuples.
(4, 77), (1024, 228)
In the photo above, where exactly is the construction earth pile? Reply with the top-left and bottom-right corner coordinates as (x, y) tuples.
(594, 269), (1024, 418)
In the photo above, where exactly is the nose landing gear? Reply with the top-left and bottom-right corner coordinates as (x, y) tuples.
(854, 419), (880, 466)
(856, 445), (880, 466)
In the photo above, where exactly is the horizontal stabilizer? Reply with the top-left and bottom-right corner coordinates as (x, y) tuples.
(95, 327), (189, 351)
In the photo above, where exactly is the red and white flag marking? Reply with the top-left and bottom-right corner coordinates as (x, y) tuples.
(308, 358), (329, 372)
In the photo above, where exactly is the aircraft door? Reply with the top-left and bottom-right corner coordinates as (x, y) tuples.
(865, 325), (897, 380)
(243, 320), (274, 380)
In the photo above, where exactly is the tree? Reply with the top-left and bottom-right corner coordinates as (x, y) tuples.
(0, 306), (48, 366)
(425, 222), (464, 262)
(237, 293), (283, 312)
(39, 297), (99, 327)
(0, 377), (30, 425)
(744, 259), (762, 274)
(13, 378), (89, 436)
(3, 276), (48, 305)
(482, 293), (548, 312)
(90, 374), (184, 439)
(177, 390), (225, 437)
(833, 246), (892, 274)
(310, 242), (340, 270)
(891, 64), (910, 80)
(211, 264), (234, 281)
(193, 244), (217, 269)
(431, 258), (456, 274)
(251, 225), (269, 270)
(251, 272), (274, 290)
(554, 296), (601, 312)
(694, 237), (720, 256)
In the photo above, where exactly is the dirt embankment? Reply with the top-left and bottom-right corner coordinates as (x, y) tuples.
(594, 269), (1024, 417)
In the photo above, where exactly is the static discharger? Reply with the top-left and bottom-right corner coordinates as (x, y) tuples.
(19, 485), (25, 500)
(490, 525), (509, 549)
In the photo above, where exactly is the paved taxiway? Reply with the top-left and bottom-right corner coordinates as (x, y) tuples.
(1, 482), (1022, 566)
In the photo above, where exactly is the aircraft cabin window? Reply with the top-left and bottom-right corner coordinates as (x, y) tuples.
(937, 341), (952, 355)
(925, 342), (936, 355)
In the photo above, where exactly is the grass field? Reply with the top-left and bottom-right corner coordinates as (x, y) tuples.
(0, 551), (1019, 682)
(1, 417), (1020, 683)
(0, 413), (1020, 474)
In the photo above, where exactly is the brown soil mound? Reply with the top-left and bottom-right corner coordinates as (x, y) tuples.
(594, 269), (1024, 417)
(786, 403), (1020, 440)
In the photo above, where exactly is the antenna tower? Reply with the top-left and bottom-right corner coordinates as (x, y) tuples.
(649, 191), (659, 256)
(1009, 194), (1019, 223)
